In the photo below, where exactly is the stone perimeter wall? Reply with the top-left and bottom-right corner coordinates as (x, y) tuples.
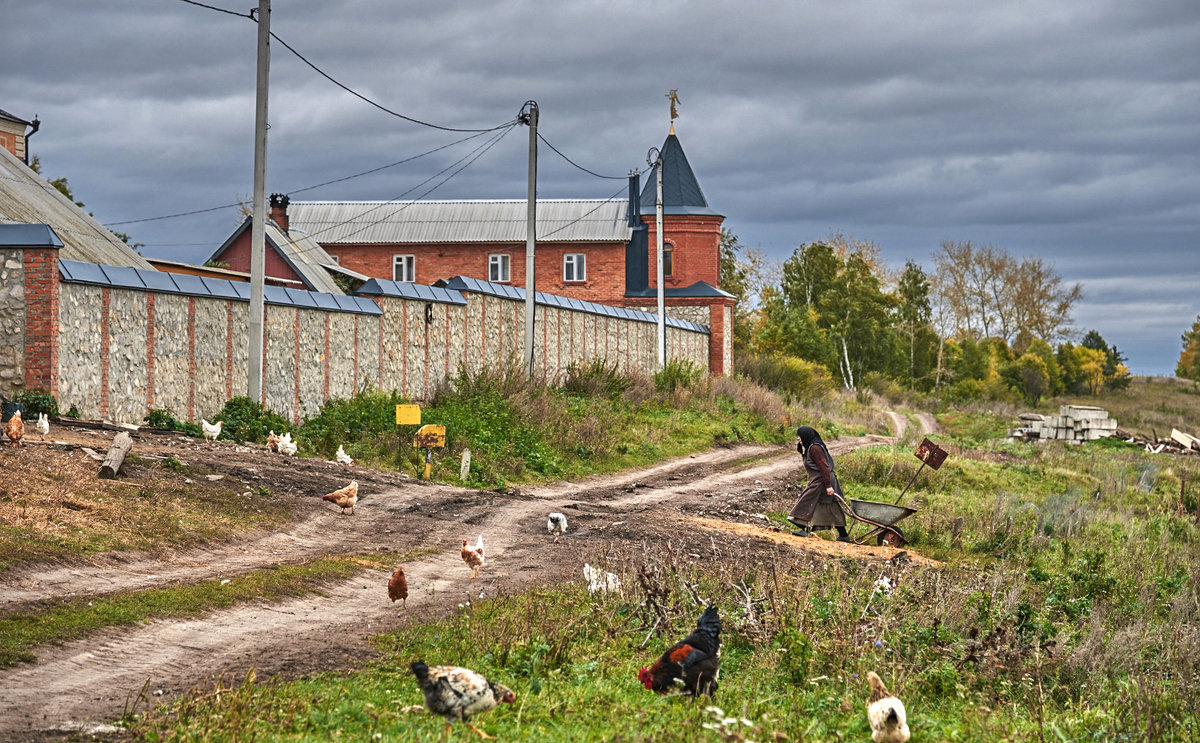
(57, 283), (382, 425)
(42, 282), (709, 425)
(0, 249), (25, 398)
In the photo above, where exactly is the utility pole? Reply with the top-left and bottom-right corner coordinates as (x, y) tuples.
(648, 146), (665, 369)
(247, 0), (271, 402)
(519, 101), (538, 379)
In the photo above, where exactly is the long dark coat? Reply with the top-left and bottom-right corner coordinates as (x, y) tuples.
(788, 443), (846, 529)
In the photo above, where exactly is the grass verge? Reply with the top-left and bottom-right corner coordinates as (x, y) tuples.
(0, 552), (414, 669)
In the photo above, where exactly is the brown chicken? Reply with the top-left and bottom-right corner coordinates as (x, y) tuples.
(461, 535), (485, 579)
(389, 566), (409, 607)
(3, 410), (23, 447)
(266, 430), (280, 453)
(321, 480), (358, 514)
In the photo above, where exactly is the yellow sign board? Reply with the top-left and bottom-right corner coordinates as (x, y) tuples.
(395, 404), (421, 426)
(414, 424), (446, 448)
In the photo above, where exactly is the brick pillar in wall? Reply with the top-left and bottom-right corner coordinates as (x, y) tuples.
(21, 245), (61, 395)
(707, 299), (735, 377)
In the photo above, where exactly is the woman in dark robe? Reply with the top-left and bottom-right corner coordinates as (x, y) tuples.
(787, 426), (851, 541)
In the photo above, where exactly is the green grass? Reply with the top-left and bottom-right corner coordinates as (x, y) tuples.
(0, 553), (406, 668)
(132, 540), (1200, 741)
(89, 386), (1200, 740)
(293, 369), (794, 489)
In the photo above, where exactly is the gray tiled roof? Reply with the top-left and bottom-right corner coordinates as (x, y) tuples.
(357, 278), (468, 305)
(435, 276), (709, 333)
(58, 259), (381, 315)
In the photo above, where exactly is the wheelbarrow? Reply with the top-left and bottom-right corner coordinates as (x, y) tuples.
(836, 495), (916, 547)
(832, 437), (947, 547)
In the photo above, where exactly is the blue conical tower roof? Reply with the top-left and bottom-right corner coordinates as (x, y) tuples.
(640, 131), (720, 216)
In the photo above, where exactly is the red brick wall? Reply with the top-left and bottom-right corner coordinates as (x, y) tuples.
(213, 229), (307, 286)
(22, 246), (60, 395)
(327, 241), (630, 304)
(642, 214), (724, 290)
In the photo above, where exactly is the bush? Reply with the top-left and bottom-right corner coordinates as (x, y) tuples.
(563, 359), (630, 400)
(299, 388), (409, 461)
(143, 407), (202, 437)
(12, 388), (58, 418)
(212, 397), (291, 444)
(653, 359), (703, 394)
(736, 354), (834, 403)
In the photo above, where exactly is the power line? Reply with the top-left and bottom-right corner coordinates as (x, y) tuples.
(276, 123), (516, 257)
(103, 128), (501, 226)
(174, 0), (517, 133)
(537, 132), (640, 180)
(539, 183), (630, 239)
(176, 0), (249, 18)
(286, 129), (496, 196)
(269, 32), (516, 134)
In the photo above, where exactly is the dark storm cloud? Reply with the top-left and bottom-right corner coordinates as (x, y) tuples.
(2, 0), (1196, 373)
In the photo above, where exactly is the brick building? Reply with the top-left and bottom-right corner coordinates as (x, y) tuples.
(212, 130), (735, 374)
(0, 108), (37, 164)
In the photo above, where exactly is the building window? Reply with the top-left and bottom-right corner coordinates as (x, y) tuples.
(663, 244), (674, 277)
(563, 253), (586, 282)
(393, 254), (415, 282)
(329, 255), (339, 264)
(489, 253), (510, 282)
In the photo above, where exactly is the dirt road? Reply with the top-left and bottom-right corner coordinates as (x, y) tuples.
(0, 432), (900, 739)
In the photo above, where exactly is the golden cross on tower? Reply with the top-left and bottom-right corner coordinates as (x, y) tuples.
(666, 89), (680, 135)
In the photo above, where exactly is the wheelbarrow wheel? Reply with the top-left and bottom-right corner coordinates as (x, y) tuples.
(877, 526), (907, 548)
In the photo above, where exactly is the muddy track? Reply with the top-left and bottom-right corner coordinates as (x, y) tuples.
(0, 437), (889, 739)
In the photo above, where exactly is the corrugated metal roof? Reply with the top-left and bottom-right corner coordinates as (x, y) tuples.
(264, 221), (346, 295)
(287, 200), (633, 245)
(436, 276), (709, 333)
(0, 147), (153, 269)
(58, 259), (381, 316)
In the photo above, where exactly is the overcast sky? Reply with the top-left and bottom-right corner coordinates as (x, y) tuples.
(3, 0), (1197, 374)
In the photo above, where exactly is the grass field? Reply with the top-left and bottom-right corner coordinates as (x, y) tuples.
(131, 416), (1200, 741)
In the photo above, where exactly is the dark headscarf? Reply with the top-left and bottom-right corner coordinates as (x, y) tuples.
(797, 425), (833, 465)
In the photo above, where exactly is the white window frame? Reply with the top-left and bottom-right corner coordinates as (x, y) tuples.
(563, 252), (586, 282)
(489, 253), (510, 283)
(329, 254), (339, 264)
(393, 254), (415, 283)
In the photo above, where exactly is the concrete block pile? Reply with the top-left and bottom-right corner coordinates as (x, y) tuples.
(1008, 405), (1118, 443)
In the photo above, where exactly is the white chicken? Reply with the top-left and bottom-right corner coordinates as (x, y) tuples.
(277, 431), (297, 456)
(583, 563), (621, 594)
(336, 444), (353, 466)
(36, 412), (50, 441)
(201, 418), (222, 446)
(546, 512), (568, 544)
(461, 535), (485, 579)
(866, 671), (910, 743)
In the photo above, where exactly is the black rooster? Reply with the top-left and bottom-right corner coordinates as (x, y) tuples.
(637, 605), (721, 696)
